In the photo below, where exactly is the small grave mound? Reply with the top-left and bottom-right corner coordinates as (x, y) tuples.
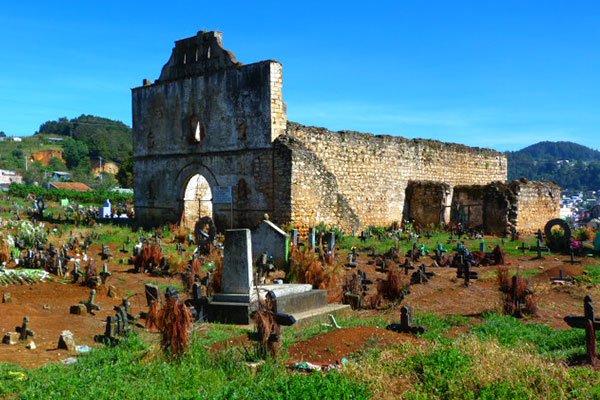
(536, 265), (587, 281)
(287, 326), (420, 364)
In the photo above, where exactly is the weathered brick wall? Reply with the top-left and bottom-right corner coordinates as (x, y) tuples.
(283, 123), (507, 231)
(514, 181), (561, 234)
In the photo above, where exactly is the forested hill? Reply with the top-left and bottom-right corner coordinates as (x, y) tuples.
(36, 115), (132, 164)
(507, 141), (600, 191)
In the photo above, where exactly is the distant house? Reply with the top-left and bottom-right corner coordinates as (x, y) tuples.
(48, 182), (92, 192)
(0, 170), (23, 190)
(10, 137), (22, 142)
(110, 187), (134, 195)
(47, 137), (64, 143)
(45, 171), (71, 182)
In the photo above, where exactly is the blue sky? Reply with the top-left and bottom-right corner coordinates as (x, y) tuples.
(1, 1), (599, 151)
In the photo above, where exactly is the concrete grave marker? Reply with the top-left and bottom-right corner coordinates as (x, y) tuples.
(221, 229), (254, 297)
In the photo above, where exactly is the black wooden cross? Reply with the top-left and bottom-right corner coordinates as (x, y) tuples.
(551, 268), (574, 283)
(530, 238), (549, 260)
(402, 258), (414, 275)
(518, 242), (528, 254)
(564, 249), (581, 265)
(411, 264), (435, 284)
(16, 316), (34, 341)
(386, 306), (426, 334)
(457, 258), (478, 287)
(564, 295), (600, 366)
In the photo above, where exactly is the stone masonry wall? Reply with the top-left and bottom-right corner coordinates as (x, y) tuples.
(404, 181), (451, 227)
(514, 181), (561, 234)
(284, 123), (507, 231)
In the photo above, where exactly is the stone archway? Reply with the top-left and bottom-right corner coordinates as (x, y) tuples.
(182, 174), (213, 230)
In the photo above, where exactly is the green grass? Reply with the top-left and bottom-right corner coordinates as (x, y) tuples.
(472, 313), (586, 360)
(0, 334), (369, 400)
(576, 265), (600, 285)
(1, 312), (599, 400)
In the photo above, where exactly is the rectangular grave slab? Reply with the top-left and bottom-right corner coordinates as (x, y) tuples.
(221, 229), (254, 296)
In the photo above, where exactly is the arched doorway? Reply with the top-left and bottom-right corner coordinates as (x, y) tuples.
(182, 174), (212, 230)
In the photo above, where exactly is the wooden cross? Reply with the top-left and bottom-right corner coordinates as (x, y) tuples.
(564, 295), (600, 366)
(402, 258), (414, 275)
(551, 268), (574, 283)
(457, 258), (478, 287)
(530, 239), (549, 260)
(564, 249), (581, 265)
(386, 306), (426, 334)
(16, 316), (34, 341)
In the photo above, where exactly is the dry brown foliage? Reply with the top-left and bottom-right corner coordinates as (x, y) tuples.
(377, 266), (407, 301)
(497, 266), (510, 292)
(84, 261), (97, 283)
(0, 237), (11, 265)
(145, 295), (192, 358)
(166, 253), (187, 274)
(502, 273), (538, 317)
(133, 242), (164, 273)
(172, 224), (189, 244)
(206, 247), (223, 295)
(252, 302), (280, 358)
(289, 246), (342, 289)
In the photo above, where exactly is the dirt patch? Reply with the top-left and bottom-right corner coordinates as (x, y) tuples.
(534, 265), (587, 281)
(209, 334), (253, 353)
(287, 326), (420, 364)
(0, 243), (185, 368)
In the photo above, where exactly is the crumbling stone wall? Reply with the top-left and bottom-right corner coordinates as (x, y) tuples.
(133, 30), (557, 237)
(451, 181), (560, 235)
(513, 180), (561, 234)
(404, 181), (451, 228)
(282, 123), (507, 231)
(451, 185), (486, 229)
(133, 31), (288, 230)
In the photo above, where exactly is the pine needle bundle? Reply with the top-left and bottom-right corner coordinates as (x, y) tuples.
(378, 266), (406, 301)
(145, 295), (192, 358)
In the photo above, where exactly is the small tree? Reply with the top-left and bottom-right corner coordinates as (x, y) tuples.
(63, 138), (89, 169)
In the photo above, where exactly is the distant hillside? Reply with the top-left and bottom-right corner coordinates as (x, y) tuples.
(0, 115), (133, 189)
(514, 141), (600, 162)
(508, 141), (600, 191)
(36, 115), (132, 164)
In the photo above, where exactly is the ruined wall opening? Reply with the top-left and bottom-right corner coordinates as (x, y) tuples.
(182, 174), (213, 230)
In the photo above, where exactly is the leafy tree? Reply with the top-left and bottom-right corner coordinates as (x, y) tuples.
(37, 115), (132, 164)
(0, 131), (6, 138)
(116, 154), (134, 188)
(11, 148), (24, 159)
(62, 138), (89, 169)
(48, 156), (66, 171)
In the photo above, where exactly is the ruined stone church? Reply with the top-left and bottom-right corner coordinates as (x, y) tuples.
(133, 31), (559, 235)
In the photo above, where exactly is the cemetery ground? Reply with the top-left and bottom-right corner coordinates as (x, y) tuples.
(0, 197), (599, 398)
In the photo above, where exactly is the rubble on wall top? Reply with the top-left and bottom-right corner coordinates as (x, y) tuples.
(284, 121), (505, 157)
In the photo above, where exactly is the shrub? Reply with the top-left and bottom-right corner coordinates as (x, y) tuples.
(377, 266), (407, 302)
(133, 241), (163, 273)
(146, 290), (192, 358)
